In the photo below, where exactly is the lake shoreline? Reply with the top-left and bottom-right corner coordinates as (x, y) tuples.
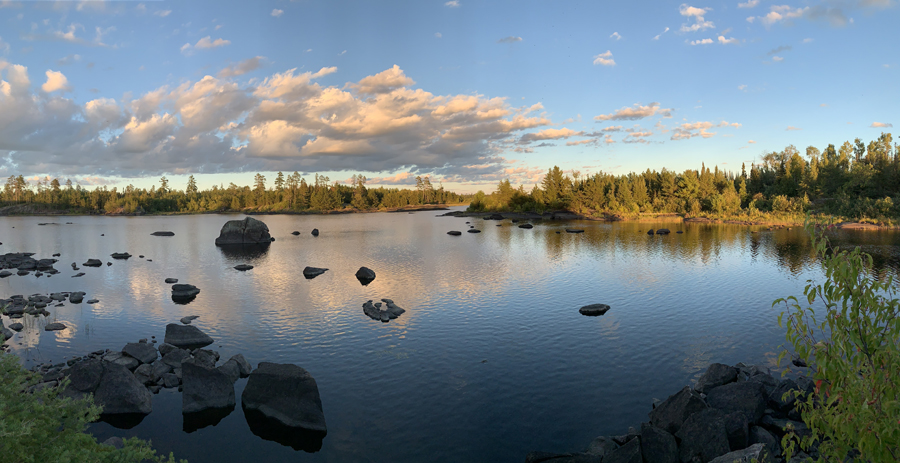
(0, 204), (454, 217)
(441, 210), (896, 230)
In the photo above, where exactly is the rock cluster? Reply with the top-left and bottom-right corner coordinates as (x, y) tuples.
(1, 292), (91, 322)
(362, 299), (406, 322)
(528, 362), (817, 463)
(0, 252), (59, 276)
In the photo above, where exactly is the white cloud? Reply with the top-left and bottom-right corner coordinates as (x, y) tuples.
(154, 9), (171, 17)
(802, 37), (813, 43)
(445, 0), (460, 6)
(41, 69), (71, 93)
(520, 128), (581, 142)
(435, 32), (442, 38)
(755, 5), (809, 25)
(610, 32), (622, 40)
(679, 4), (715, 32)
(786, 125), (802, 130)
(498, 36), (522, 43)
(738, 0), (759, 7)
(671, 120), (739, 140)
(738, 84), (747, 91)
(653, 27), (670, 40)
(195, 36), (230, 49)
(748, 140), (756, 144)
(338, 50), (347, 56)
(690, 38), (713, 45)
(271, 9), (283, 17)
(592, 50), (616, 66)
(718, 35), (739, 44)
(595, 102), (672, 121)
(772, 56), (784, 62)
(0, 36), (11, 54)
(218, 56), (266, 78)
(135, 3), (146, 14)
(871, 122), (893, 128)
(215, 24), (223, 30)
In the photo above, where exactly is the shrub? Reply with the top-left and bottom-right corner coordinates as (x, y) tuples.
(0, 352), (184, 463)
(775, 221), (900, 461)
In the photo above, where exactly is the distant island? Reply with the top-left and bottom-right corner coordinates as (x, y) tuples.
(0, 173), (468, 216)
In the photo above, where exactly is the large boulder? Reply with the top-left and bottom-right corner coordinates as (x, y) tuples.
(62, 358), (103, 398)
(639, 423), (678, 463)
(676, 408), (732, 463)
(241, 362), (326, 432)
(182, 360), (236, 413)
(92, 362), (153, 415)
(215, 217), (273, 246)
(706, 381), (768, 424)
(164, 324), (214, 349)
(695, 363), (738, 394)
(648, 386), (708, 435)
(603, 437), (642, 463)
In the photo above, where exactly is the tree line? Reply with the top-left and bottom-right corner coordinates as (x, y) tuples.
(0, 172), (467, 214)
(470, 133), (899, 221)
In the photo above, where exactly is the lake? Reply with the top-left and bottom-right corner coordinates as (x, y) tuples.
(2, 209), (899, 462)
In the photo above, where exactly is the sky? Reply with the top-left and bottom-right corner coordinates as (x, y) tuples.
(0, 0), (897, 193)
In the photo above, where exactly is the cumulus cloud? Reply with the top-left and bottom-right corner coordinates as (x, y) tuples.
(610, 32), (622, 40)
(41, 70), (71, 92)
(498, 36), (522, 43)
(653, 27), (670, 40)
(671, 120), (740, 140)
(718, 35), (739, 44)
(751, 5), (850, 26)
(679, 4), (715, 32)
(772, 56), (784, 62)
(520, 128), (581, 142)
(0, 61), (556, 184)
(786, 126), (802, 130)
(195, 36), (230, 49)
(154, 9), (171, 17)
(593, 50), (616, 66)
(690, 38), (713, 45)
(871, 122), (893, 128)
(445, 0), (460, 6)
(748, 140), (756, 143)
(594, 102), (672, 121)
(218, 56), (266, 78)
(271, 9), (283, 17)
(738, 0), (759, 7)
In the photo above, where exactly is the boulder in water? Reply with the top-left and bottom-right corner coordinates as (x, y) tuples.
(447, 231), (462, 236)
(355, 267), (376, 285)
(241, 362), (327, 432)
(164, 323), (214, 349)
(151, 231), (175, 236)
(215, 217), (273, 246)
(234, 264), (254, 271)
(172, 284), (200, 303)
(579, 304), (611, 316)
(182, 360), (236, 414)
(303, 267), (328, 279)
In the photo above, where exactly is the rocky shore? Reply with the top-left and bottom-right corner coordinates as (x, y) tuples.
(528, 362), (816, 463)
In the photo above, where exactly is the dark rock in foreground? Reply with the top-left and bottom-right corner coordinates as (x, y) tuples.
(579, 304), (610, 316)
(648, 386), (708, 435)
(303, 267), (328, 279)
(122, 342), (158, 364)
(215, 217), (273, 246)
(694, 363), (738, 394)
(242, 362), (326, 433)
(64, 360), (152, 416)
(164, 323), (214, 349)
(182, 360), (236, 414)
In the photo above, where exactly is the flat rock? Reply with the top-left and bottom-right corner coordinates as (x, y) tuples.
(467, 229), (481, 233)
(234, 264), (254, 271)
(122, 342), (158, 364)
(447, 231), (462, 236)
(83, 259), (103, 267)
(565, 229), (585, 233)
(180, 315), (200, 325)
(8, 322), (23, 331)
(303, 267), (328, 279)
(165, 278), (178, 284)
(656, 228), (671, 235)
(151, 231), (175, 236)
(579, 304), (610, 316)
(291, 231), (300, 235)
(182, 360), (236, 413)
(164, 323), (214, 349)
(171, 284), (200, 302)
(215, 217), (273, 246)
(44, 322), (67, 331)
(518, 223), (534, 229)
(110, 252), (132, 259)
(241, 362), (327, 432)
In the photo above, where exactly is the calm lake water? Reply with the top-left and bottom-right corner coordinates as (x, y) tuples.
(2, 209), (899, 462)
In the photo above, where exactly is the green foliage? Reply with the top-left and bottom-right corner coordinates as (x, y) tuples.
(775, 221), (900, 461)
(0, 353), (184, 463)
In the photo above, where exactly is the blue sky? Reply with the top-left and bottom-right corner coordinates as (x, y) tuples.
(0, 0), (896, 193)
